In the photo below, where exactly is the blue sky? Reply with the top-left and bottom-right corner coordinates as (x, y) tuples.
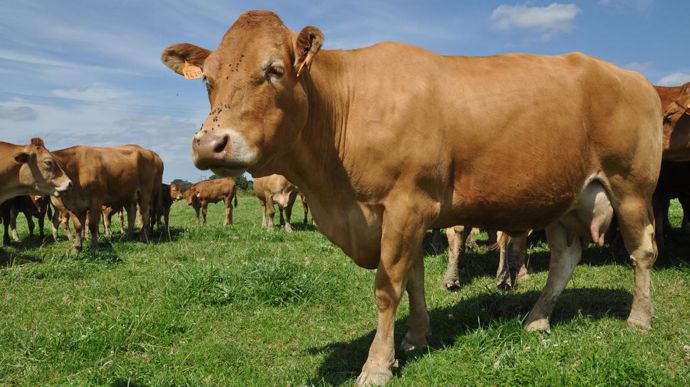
(1, 0), (688, 182)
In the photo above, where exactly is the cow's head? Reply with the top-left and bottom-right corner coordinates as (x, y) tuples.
(161, 10), (323, 176)
(662, 83), (690, 155)
(170, 183), (184, 201)
(15, 138), (72, 197)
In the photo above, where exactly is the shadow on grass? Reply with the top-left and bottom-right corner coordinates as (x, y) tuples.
(0, 248), (43, 267)
(290, 222), (318, 232)
(307, 287), (632, 385)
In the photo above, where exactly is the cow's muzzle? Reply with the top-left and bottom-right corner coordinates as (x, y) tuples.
(192, 129), (257, 175)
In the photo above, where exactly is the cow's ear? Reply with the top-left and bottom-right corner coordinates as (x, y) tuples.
(14, 152), (30, 164)
(161, 43), (211, 78)
(294, 26), (324, 78)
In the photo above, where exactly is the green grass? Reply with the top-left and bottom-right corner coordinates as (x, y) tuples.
(1, 194), (689, 386)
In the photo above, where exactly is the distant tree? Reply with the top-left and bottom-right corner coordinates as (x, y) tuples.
(170, 178), (192, 192)
(209, 174), (220, 180)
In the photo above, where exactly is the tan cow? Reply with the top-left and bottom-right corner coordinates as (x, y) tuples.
(657, 83), (690, 161)
(51, 144), (163, 252)
(163, 10), (662, 384)
(252, 174), (299, 232)
(0, 138), (72, 204)
(185, 178), (237, 225)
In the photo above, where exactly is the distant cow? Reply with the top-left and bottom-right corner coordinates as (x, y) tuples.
(0, 138), (72, 205)
(185, 178), (238, 225)
(252, 174), (299, 232)
(443, 226), (527, 290)
(164, 11), (661, 384)
(153, 182), (186, 237)
(1, 195), (51, 243)
(52, 144), (164, 252)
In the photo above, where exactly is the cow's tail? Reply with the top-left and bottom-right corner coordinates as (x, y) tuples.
(488, 231), (510, 252)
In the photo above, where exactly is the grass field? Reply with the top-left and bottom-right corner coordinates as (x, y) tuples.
(1, 193), (689, 386)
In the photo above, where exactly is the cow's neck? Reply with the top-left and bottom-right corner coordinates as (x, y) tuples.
(276, 51), (357, 202)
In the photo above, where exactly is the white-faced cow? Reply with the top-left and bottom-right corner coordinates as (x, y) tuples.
(163, 11), (662, 385)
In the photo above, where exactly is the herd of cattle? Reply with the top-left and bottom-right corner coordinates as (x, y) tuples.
(3, 9), (690, 385)
(0, 145), (315, 251)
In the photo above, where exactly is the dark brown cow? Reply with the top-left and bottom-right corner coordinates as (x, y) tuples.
(51, 144), (164, 252)
(1, 195), (51, 243)
(0, 138), (72, 204)
(163, 11), (662, 384)
(185, 178), (238, 225)
(252, 174), (299, 232)
(153, 182), (184, 237)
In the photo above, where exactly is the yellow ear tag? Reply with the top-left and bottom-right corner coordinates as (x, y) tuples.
(182, 61), (203, 80)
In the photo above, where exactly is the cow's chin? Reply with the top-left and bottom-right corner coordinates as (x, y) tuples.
(211, 166), (248, 177)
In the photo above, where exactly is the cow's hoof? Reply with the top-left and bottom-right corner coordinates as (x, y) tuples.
(443, 279), (461, 291)
(627, 315), (652, 331)
(285, 224), (293, 233)
(525, 318), (551, 333)
(400, 335), (428, 353)
(496, 280), (516, 291)
(356, 368), (393, 386)
(466, 241), (479, 251)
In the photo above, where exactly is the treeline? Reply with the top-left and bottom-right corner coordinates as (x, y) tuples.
(171, 174), (252, 192)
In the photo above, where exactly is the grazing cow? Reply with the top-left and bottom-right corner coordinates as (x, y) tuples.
(2, 195), (51, 242)
(185, 178), (238, 225)
(0, 138), (72, 205)
(163, 10), (662, 384)
(51, 144), (164, 252)
(252, 174), (299, 232)
(652, 160), (690, 253)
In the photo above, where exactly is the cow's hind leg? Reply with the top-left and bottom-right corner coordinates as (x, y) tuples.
(617, 199), (657, 329)
(525, 222), (582, 332)
(496, 231), (528, 291)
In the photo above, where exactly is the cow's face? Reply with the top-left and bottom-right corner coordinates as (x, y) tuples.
(16, 138), (72, 197)
(663, 83), (690, 129)
(162, 10), (323, 177)
(170, 183), (184, 201)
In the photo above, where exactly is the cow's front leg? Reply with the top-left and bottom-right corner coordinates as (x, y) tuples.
(357, 213), (428, 386)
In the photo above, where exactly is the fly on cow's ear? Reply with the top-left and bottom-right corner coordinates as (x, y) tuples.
(161, 43), (212, 78)
(14, 153), (30, 164)
(294, 26), (324, 78)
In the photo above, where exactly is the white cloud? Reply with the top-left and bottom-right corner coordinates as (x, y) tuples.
(52, 85), (129, 102)
(657, 72), (690, 86)
(0, 105), (38, 122)
(490, 3), (581, 40)
(625, 62), (653, 72)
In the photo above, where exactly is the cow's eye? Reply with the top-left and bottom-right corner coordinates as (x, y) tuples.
(265, 65), (284, 81)
(43, 159), (54, 168)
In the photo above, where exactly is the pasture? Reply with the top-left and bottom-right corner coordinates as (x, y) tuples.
(1, 194), (689, 386)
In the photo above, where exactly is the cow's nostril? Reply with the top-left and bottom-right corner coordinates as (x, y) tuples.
(214, 135), (229, 154)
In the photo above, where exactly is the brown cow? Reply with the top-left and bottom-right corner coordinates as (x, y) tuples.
(51, 144), (164, 252)
(0, 138), (72, 204)
(163, 11), (662, 384)
(49, 196), (73, 241)
(252, 174), (299, 232)
(185, 178), (237, 225)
